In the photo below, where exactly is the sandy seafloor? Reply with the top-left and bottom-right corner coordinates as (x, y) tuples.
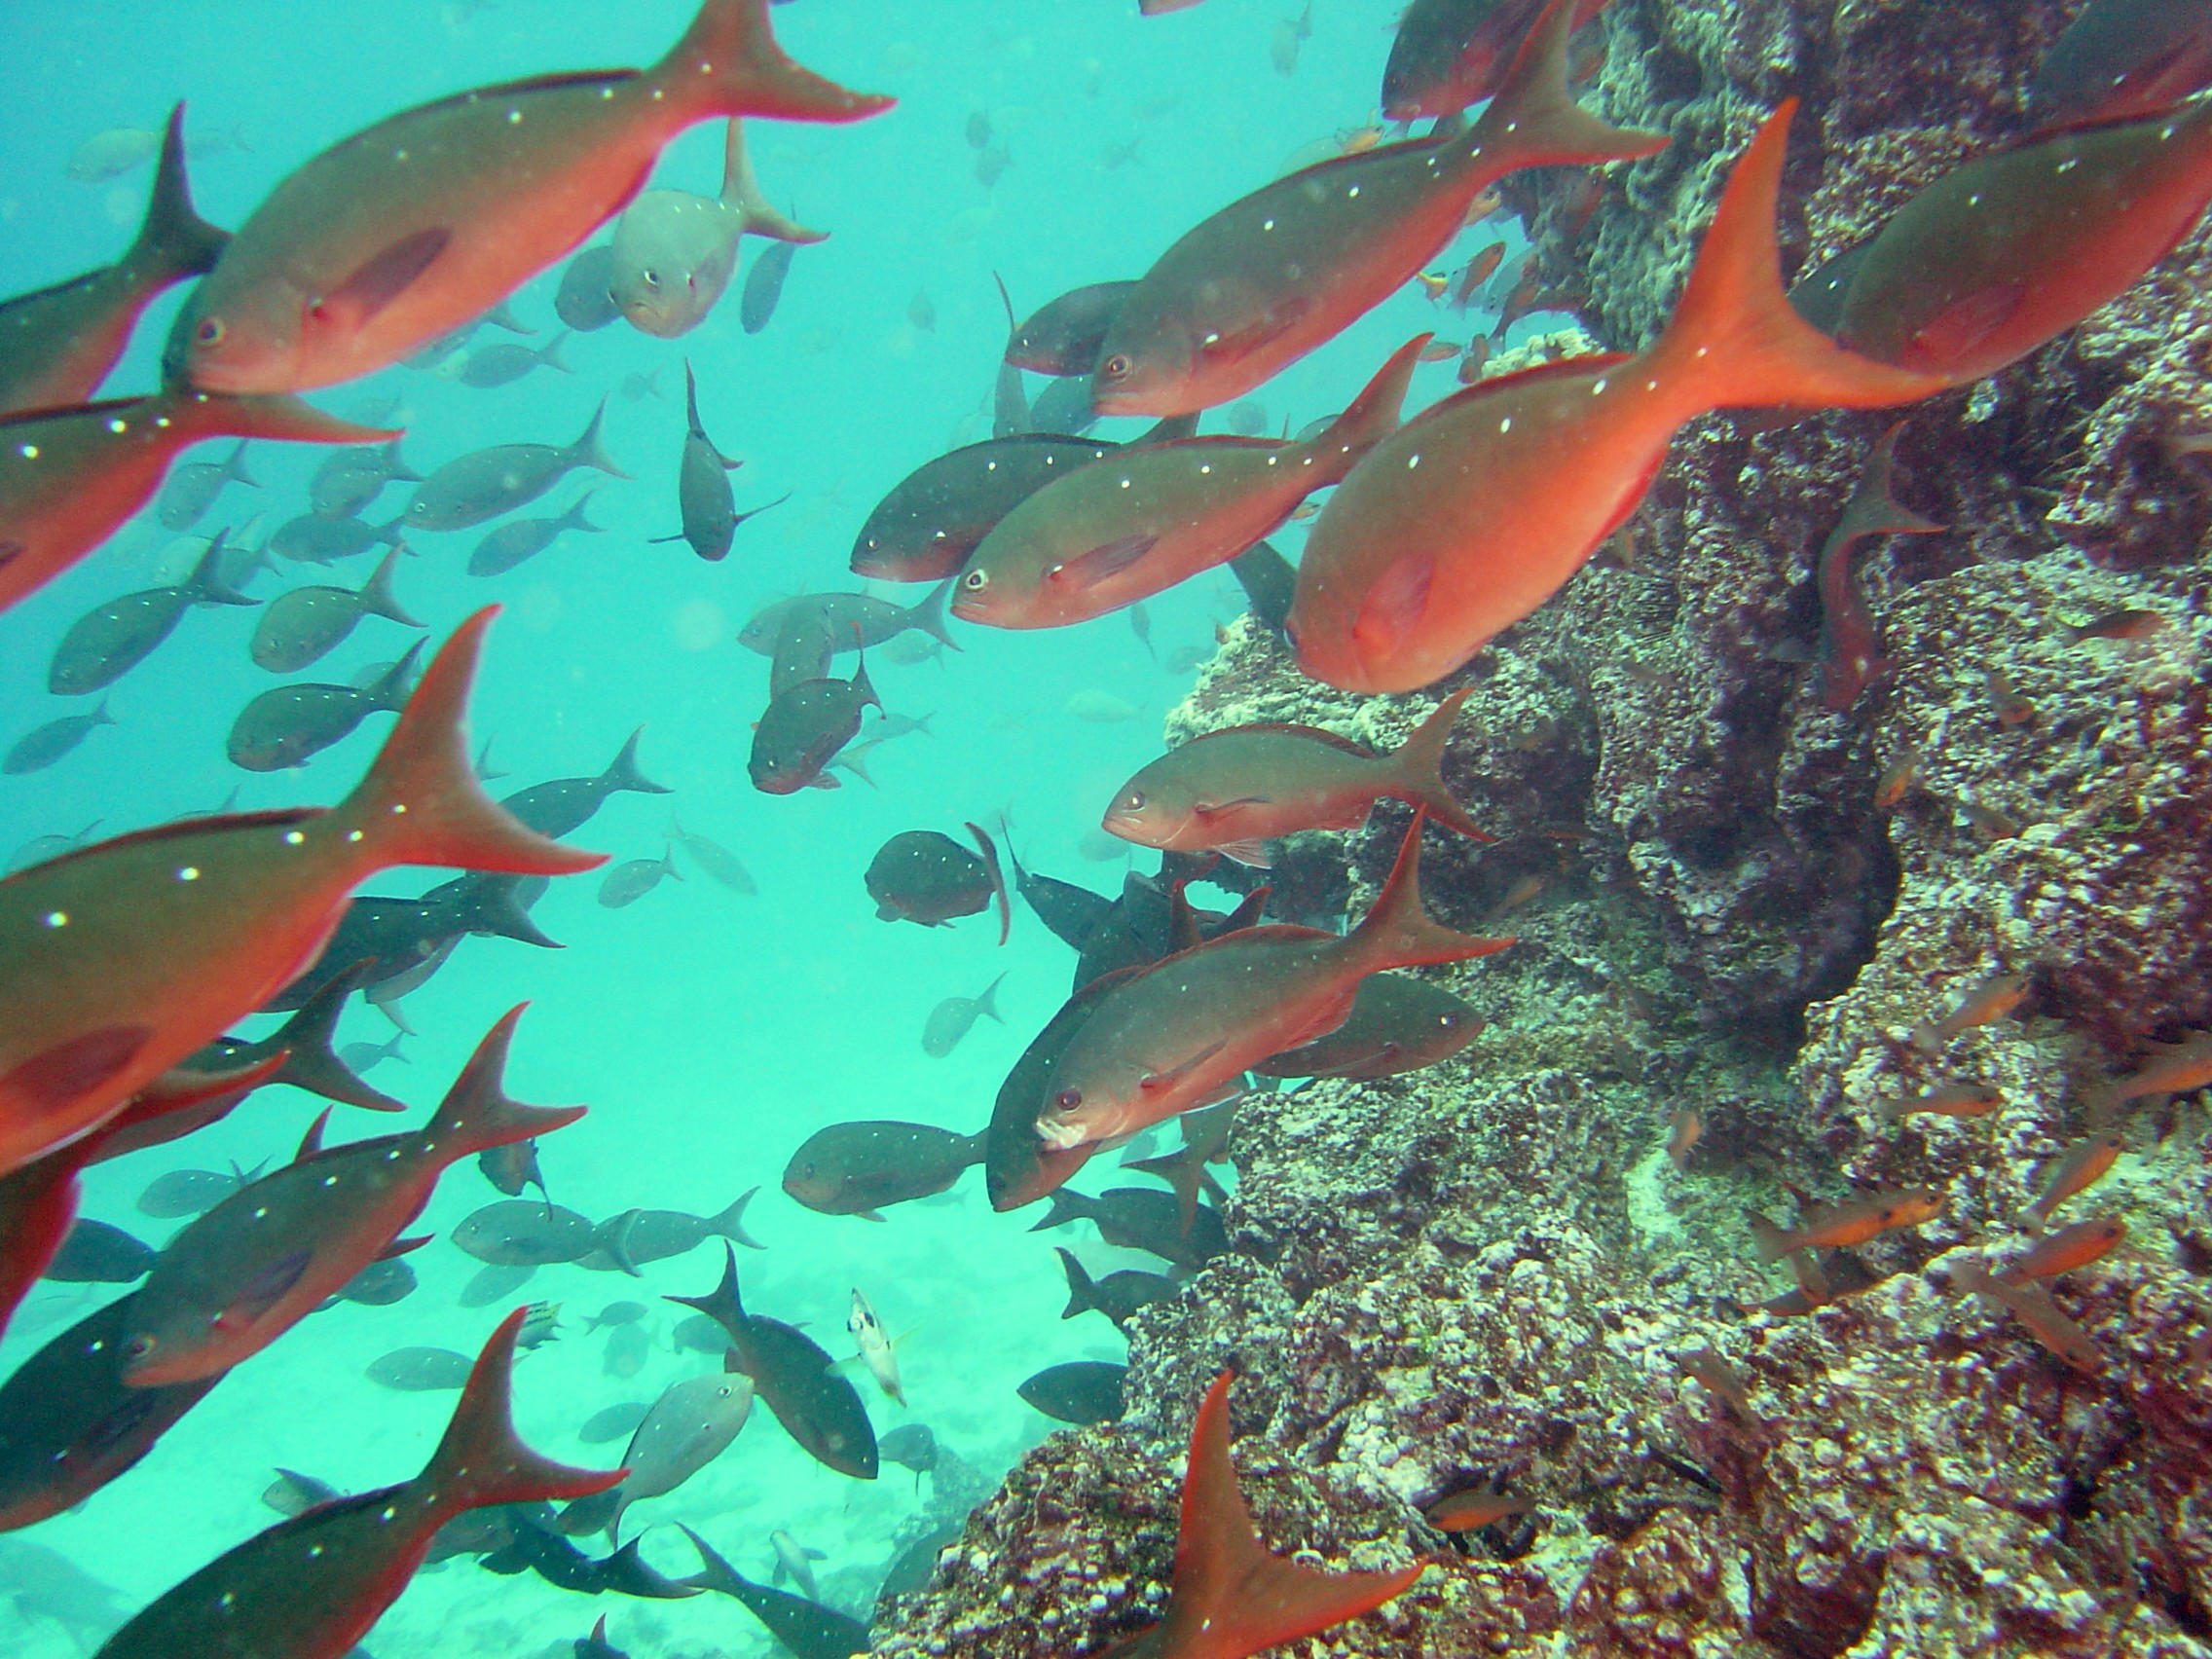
(0, 0), (1544, 1652)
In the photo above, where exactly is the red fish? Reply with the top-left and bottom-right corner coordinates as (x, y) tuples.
(1832, 97), (2212, 387)
(0, 608), (602, 1178)
(121, 1006), (581, 1386)
(0, 389), (393, 616)
(1815, 424), (1942, 712)
(1035, 815), (1511, 1154)
(1100, 1371), (1419, 1659)
(1382, 0), (1614, 120)
(172, 0), (891, 394)
(1287, 101), (1945, 693)
(93, 1309), (621, 1659)
(1091, 0), (1664, 417)
(2029, 0), (2212, 129)
(1450, 241), (1506, 311)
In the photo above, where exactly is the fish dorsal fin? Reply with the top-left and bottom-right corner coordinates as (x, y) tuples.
(295, 1108), (334, 1163)
(1160, 1373), (1420, 1658)
(1196, 721), (1375, 758)
(0, 807), (323, 888)
(1166, 881), (1204, 954)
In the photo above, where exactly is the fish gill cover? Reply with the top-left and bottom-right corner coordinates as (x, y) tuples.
(0, 0), (2208, 1656)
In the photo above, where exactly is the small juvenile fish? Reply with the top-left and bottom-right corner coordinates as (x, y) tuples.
(1057, 1247), (1176, 1329)
(1748, 1186), (1942, 1261)
(468, 492), (605, 578)
(1998, 1215), (2126, 1284)
(1423, 1488), (1534, 1532)
(2084, 1031), (2212, 1114)
(1665, 1106), (1702, 1172)
(1877, 1079), (2002, 1121)
(227, 643), (423, 772)
(156, 439), (257, 534)
(250, 546), (421, 672)
(2064, 608), (2166, 645)
(1104, 688), (1491, 866)
(598, 848), (682, 909)
(1912, 973), (2028, 1051)
(406, 401), (628, 533)
(1815, 424), (1941, 712)
(846, 1287), (903, 1405)
(1986, 669), (2035, 728)
(1016, 1360), (1125, 1425)
(2024, 1130), (2123, 1228)
(666, 816), (756, 896)
(3, 700), (116, 775)
(457, 330), (570, 388)
(740, 241), (799, 334)
(1677, 1346), (1758, 1423)
(367, 1346), (475, 1392)
(1873, 747), (1921, 810)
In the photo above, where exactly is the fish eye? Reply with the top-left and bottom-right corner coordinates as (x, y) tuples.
(125, 1334), (156, 1360)
(1052, 1088), (1082, 1112)
(642, 270), (660, 287)
(961, 570), (988, 592)
(1123, 791), (1145, 811)
(195, 317), (226, 347)
(1101, 353), (1132, 381)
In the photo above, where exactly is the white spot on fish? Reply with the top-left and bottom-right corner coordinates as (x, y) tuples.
(42, 910), (66, 928)
(18, 444), (37, 459)
(177, 866), (200, 881)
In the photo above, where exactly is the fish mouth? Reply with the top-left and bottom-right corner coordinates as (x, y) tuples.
(1032, 1116), (1086, 1152)
(1089, 385), (1171, 420)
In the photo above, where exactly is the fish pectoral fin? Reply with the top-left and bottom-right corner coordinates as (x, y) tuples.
(1217, 838), (1273, 868)
(1192, 795), (1271, 816)
(1140, 1041), (1229, 1091)
(1050, 534), (1160, 588)
(219, 1249), (313, 1329)
(313, 228), (453, 329)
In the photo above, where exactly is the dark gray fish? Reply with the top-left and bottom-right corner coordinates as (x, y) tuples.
(0, 1539), (133, 1647)
(668, 1247), (877, 1480)
(579, 1401), (653, 1445)
(769, 1530), (827, 1601)
(459, 329), (571, 388)
(921, 972), (1006, 1058)
(405, 399), (628, 532)
(453, 1199), (598, 1267)
(366, 1346), (475, 1391)
(1016, 1360), (1125, 1424)
(3, 698), (115, 774)
(479, 1506), (700, 1601)
(1008, 280), (1137, 376)
(0, 105), (227, 418)
(584, 1300), (648, 1333)
(877, 1421), (938, 1475)
(0, 1290), (224, 1531)
(250, 546), (420, 672)
(337, 1032), (408, 1073)
(478, 1137), (548, 1202)
(603, 1323), (651, 1380)
(1254, 971), (1483, 1079)
(880, 1521), (964, 1601)
(750, 656), (878, 794)
(556, 245), (621, 332)
(1031, 1185), (1228, 1269)
(575, 1614), (628, 1659)
(1029, 371), (1098, 436)
(226, 640), (421, 771)
(309, 437), (420, 518)
(1003, 837), (1114, 951)
(581, 1192), (762, 1273)
(502, 728), (670, 839)
(42, 1217), (153, 1282)
(850, 433), (1115, 583)
(266, 871), (556, 1014)
(335, 1252), (419, 1307)
(666, 815), (756, 896)
(467, 492), (603, 577)
(461, 1261), (537, 1309)
(1056, 1246), (1174, 1329)
(155, 438), (255, 532)
(740, 241), (797, 333)
(1225, 400), (1270, 436)
(598, 848), (682, 909)
(137, 1166), (249, 1219)
(681, 1527), (871, 1659)
(262, 1467), (344, 1518)
(6, 817), (101, 874)
(653, 364), (739, 562)
(672, 1313), (730, 1356)
(558, 1367), (755, 1539)
(268, 509), (404, 565)
(48, 530), (257, 694)
(1228, 538), (1295, 637)
(782, 1122), (984, 1219)
(737, 584), (960, 657)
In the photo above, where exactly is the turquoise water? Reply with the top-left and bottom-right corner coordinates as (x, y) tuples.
(0, 1), (1522, 1653)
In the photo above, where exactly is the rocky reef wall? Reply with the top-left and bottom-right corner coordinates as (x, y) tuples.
(867, 0), (2212, 1653)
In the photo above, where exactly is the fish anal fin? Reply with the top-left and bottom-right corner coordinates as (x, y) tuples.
(1163, 1373), (1419, 1656)
(313, 229), (452, 331)
(1217, 839), (1273, 868)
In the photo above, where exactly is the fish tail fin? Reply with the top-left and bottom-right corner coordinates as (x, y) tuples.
(462, 874), (563, 948)
(272, 961), (408, 1112)
(977, 972), (1008, 1025)
(569, 398), (631, 481)
(849, 645), (881, 714)
(183, 529), (257, 608)
(1647, 103), (1945, 418)
(1171, 1373), (1419, 1650)
(666, 1243), (749, 1350)
(92, 695), (117, 727)
(183, 391), (400, 451)
(537, 330), (573, 374)
(657, 0), (895, 126)
(711, 1186), (765, 1250)
(1470, 0), (1668, 182)
(1747, 1212), (1793, 1264)
(911, 579), (964, 651)
(1055, 1247), (1101, 1319)
(362, 639), (426, 713)
(427, 1006), (587, 1161)
(564, 491), (605, 535)
(358, 545), (422, 627)
(1389, 689), (1493, 841)
(341, 608), (606, 877)
(383, 436), (424, 483)
(966, 821), (1012, 945)
(423, 1309), (623, 1515)
(223, 440), (259, 488)
(719, 118), (830, 244)
(374, 513), (409, 551)
(1842, 424), (1945, 538)
(601, 726), (673, 796)
(1030, 1189), (1089, 1234)
(1309, 335), (1430, 483)
(131, 104), (229, 285)
(1346, 813), (1514, 973)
